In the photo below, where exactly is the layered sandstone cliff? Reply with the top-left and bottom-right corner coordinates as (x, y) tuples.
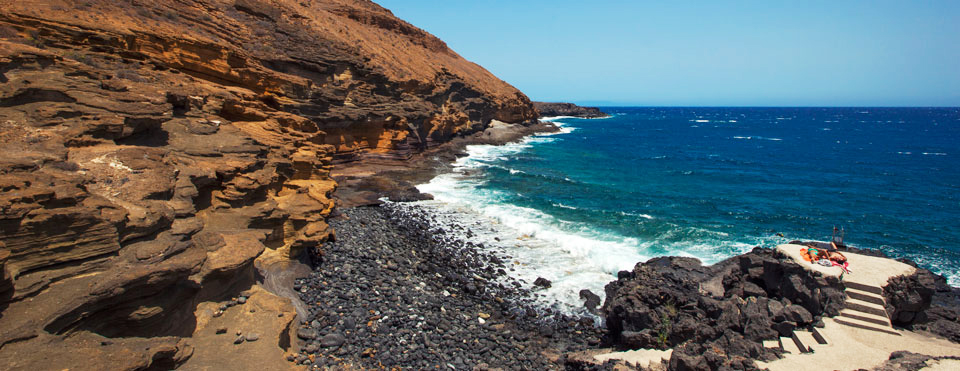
(0, 0), (536, 369)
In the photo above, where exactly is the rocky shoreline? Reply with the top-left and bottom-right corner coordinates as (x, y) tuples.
(533, 102), (610, 118)
(331, 120), (559, 208)
(296, 115), (960, 370)
(288, 204), (603, 369)
(288, 204), (960, 369)
(2, 1), (958, 370)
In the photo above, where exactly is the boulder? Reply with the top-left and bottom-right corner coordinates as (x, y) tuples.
(579, 289), (602, 314)
(884, 269), (960, 343)
(784, 305), (814, 325)
(533, 277), (552, 289)
(320, 333), (345, 348)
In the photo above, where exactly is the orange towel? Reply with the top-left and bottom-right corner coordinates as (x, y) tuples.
(800, 248), (813, 262)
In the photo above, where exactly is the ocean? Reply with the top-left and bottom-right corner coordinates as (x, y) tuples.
(412, 107), (960, 312)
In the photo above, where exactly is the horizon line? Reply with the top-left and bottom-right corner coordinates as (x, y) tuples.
(569, 104), (960, 109)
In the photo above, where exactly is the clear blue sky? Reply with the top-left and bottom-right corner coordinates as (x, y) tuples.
(375, 0), (960, 107)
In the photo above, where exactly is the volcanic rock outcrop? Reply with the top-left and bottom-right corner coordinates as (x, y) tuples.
(0, 0), (537, 369)
(601, 248), (846, 370)
(884, 266), (960, 342)
(533, 101), (609, 118)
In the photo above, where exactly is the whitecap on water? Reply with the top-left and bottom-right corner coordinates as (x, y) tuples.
(552, 202), (578, 210)
(733, 136), (783, 141)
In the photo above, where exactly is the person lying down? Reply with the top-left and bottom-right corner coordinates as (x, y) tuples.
(800, 245), (851, 274)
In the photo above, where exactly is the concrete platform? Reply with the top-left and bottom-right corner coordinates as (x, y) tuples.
(775, 244), (916, 287)
(758, 245), (960, 370)
(593, 348), (673, 369)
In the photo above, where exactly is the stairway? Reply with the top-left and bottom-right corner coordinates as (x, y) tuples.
(834, 282), (900, 336)
(763, 281), (898, 355)
(764, 328), (829, 354)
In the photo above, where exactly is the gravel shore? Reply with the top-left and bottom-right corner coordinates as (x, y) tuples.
(288, 203), (604, 369)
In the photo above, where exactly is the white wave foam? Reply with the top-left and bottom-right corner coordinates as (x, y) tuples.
(922, 152), (947, 156)
(541, 116), (578, 121)
(617, 211), (654, 220)
(418, 166), (767, 314)
(538, 119), (577, 136)
(732, 136), (783, 141)
(413, 123), (768, 313)
(552, 202), (578, 210)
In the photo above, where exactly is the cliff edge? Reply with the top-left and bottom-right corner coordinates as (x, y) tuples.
(0, 0), (536, 369)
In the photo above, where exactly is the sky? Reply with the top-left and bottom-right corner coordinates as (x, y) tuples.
(375, 0), (960, 107)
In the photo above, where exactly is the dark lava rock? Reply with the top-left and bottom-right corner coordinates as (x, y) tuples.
(784, 305), (813, 325)
(579, 289), (602, 314)
(871, 351), (960, 371)
(533, 102), (609, 118)
(291, 204), (603, 369)
(773, 321), (796, 337)
(884, 268), (960, 343)
(539, 325), (554, 337)
(533, 277), (552, 289)
(296, 328), (318, 340)
(320, 333), (345, 348)
(602, 247), (846, 369)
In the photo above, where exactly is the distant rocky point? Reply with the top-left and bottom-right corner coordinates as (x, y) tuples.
(533, 102), (610, 118)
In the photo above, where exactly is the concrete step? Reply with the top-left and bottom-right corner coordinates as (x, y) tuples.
(834, 316), (901, 336)
(840, 308), (892, 327)
(845, 281), (883, 295)
(846, 287), (886, 306)
(793, 331), (819, 353)
(780, 336), (801, 354)
(845, 296), (889, 318)
(811, 327), (829, 345)
(762, 340), (781, 349)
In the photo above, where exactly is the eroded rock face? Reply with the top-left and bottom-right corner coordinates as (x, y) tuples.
(601, 248), (846, 370)
(0, 0), (537, 368)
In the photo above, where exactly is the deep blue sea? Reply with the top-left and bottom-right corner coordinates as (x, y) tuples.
(414, 107), (960, 310)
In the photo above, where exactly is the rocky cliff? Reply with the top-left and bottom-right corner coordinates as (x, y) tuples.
(0, 0), (537, 369)
(533, 101), (608, 118)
